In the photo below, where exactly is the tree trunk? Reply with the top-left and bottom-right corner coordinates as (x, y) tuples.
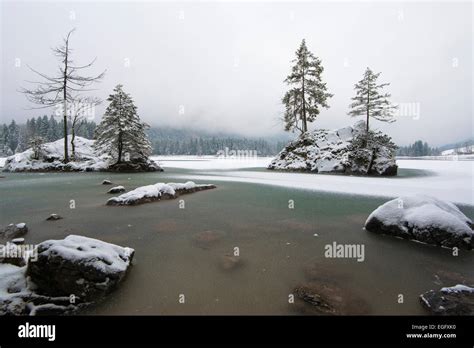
(366, 148), (376, 175)
(117, 132), (122, 164)
(63, 39), (69, 163)
(70, 124), (76, 161)
(301, 69), (307, 133)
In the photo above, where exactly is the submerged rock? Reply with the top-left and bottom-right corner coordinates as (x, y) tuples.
(107, 181), (216, 206)
(27, 235), (135, 302)
(219, 254), (243, 271)
(420, 285), (474, 315)
(192, 230), (224, 249)
(292, 282), (370, 315)
(0, 223), (28, 241)
(46, 214), (63, 221)
(107, 186), (126, 194)
(268, 120), (397, 176)
(365, 195), (474, 250)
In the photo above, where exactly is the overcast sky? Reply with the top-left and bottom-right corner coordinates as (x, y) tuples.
(1, 1), (472, 146)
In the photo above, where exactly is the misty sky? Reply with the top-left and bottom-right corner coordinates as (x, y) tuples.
(0, 1), (472, 146)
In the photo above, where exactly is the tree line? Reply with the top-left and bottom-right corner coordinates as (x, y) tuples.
(152, 138), (284, 156)
(0, 116), (95, 156)
(397, 140), (440, 157)
(0, 115), (285, 157)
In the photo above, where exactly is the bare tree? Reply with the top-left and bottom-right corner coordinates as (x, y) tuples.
(68, 96), (101, 160)
(20, 29), (105, 163)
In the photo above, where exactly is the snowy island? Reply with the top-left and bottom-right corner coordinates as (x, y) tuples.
(1, 136), (162, 173)
(268, 121), (398, 176)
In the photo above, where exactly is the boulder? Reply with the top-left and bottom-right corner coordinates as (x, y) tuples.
(107, 181), (216, 206)
(268, 120), (397, 176)
(107, 186), (126, 194)
(102, 180), (113, 185)
(27, 235), (134, 302)
(0, 243), (27, 267)
(0, 223), (28, 241)
(292, 282), (370, 315)
(46, 214), (63, 221)
(365, 195), (473, 250)
(420, 285), (474, 315)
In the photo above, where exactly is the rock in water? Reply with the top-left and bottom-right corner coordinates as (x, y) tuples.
(192, 230), (224, 249)
(107, 186), (126, 194)
(267, 120), (397, 176)
(420, 285), (474, 315)
(365, 195), (474, 250)
(219, 254), (242, 271)
(107, 181), (216, 206)
(0, 223), (28, 240)
(27, 235), (134, 301)
(292, 282), (370, 315)
(46, 214), (63, 221)
(102, 179), (113, 185)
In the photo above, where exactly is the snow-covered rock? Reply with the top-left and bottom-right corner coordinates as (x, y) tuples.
(268, 121), (397, 176)
(1, 136), (163, 172)
(420, 284), (474, 315)
(0, 235), (135, 315)
(46, 213), (63, 221)
(107, 181), (216, 206)
(27, 235), (134, 302)
(365, 195), (474, 250)
(0, 223), (28, 241)
(107, 186), (126, 194)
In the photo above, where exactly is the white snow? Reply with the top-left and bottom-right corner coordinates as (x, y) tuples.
(441, 144), (474, 156)
(165, 159), (473, 205)
(0, 157), (6, 168)
(108, 186), (125, 193)
(441, 284), (474, 294)
(151, 155), (272, 170)
(365, 195), (473, 236)
(2, 136), (110, 172)
(0, 264), (28, 299)
(107, 181), (213, 205)
(38, 235), (134, 274)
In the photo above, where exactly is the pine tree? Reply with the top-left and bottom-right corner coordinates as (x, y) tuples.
(16, 126), (28, 152)
(282, 39), (333, 133)
(94, 84), (152, 164)
(7, 120), (20, 152)
(47, 115), (59, 141)
(349, 67), (397, 133)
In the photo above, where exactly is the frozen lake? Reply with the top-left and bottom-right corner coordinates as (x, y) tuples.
(153, 156), (474, 205)
(0, 157), (473, 315)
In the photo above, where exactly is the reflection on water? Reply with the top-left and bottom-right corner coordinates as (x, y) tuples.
(0, 170), (473, 315)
